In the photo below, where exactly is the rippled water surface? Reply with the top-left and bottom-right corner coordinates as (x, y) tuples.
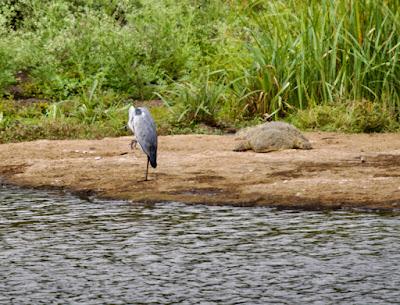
(1, 185), (399, 304)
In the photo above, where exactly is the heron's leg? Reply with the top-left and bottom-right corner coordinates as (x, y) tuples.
(130, 139), (137, 150)
(145, 157), (149, 181)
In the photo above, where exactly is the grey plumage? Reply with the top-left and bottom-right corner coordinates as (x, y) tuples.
(128, 105), (158, 180)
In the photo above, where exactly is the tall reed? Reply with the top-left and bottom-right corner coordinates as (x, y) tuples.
(243, 0), (399, 119)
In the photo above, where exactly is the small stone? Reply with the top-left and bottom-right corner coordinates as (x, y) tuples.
(94, 156), (102, 160)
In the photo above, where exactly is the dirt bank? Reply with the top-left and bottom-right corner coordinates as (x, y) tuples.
(1, 133), (400, 211)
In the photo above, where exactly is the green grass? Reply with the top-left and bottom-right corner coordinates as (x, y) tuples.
(0, 0), (399, 143)
(244, 0), (400, 115)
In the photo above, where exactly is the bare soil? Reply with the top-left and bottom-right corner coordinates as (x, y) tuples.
(1, 132), (400, 211)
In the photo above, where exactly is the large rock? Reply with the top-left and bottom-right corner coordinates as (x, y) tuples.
(233, 121), (312, 153)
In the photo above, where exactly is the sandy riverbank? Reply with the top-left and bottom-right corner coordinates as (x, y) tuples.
(1, 132), (399, 211)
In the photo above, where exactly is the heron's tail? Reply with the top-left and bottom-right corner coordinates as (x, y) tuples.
(149, 148), (157, 168)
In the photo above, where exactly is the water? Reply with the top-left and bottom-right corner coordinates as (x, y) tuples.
(0, 185), (399, 305)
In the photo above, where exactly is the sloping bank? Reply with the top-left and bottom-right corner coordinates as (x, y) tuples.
(0, 133), (399, 211)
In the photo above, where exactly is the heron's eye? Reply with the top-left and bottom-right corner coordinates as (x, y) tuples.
(135, 109), (142, 115)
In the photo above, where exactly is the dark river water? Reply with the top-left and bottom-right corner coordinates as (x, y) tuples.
(0, 185), (399, 304)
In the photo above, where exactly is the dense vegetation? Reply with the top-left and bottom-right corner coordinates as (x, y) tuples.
(0, 0), (399, 142)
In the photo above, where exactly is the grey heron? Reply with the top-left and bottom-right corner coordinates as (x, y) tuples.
(128, 105), (158, 181)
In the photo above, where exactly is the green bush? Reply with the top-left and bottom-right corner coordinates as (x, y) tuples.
(0, 0), (399, 143)
(289, 100), (399, 133)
